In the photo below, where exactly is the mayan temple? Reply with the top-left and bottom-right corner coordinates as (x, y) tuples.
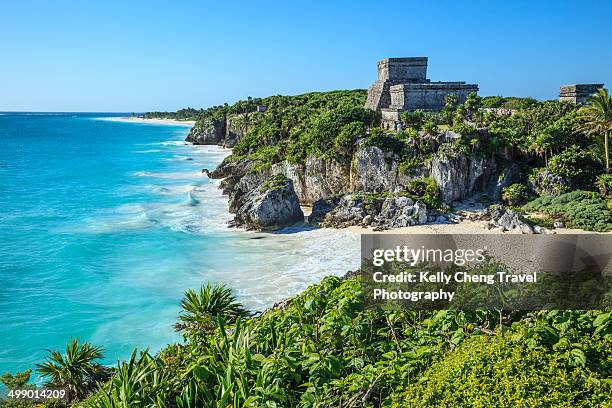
(365, 57), (478, 129)
(559, 84), (604, 104)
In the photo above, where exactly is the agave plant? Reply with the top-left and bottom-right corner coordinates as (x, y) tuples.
(36, 338), (107, 402)
(174, 283), (249, 334)
(81, 349), (173, 408)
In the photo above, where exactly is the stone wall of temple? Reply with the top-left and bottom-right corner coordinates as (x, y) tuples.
(559, 84), (603, 104)
(364, 57), (479, 122)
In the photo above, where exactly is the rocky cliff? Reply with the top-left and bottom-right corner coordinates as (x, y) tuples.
(189, 120), (511, 230)
(186, 115), (247, 148)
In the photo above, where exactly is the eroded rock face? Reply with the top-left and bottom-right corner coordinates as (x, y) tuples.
(430, 153), (497, 203)
(319, 194), (430, 229)
(309, 196), (342, 224)
(224, 117), (245, 148)
(528, 170), (570, 197)
(350, 146), (399, 192)
(493, 164), (521, 201)
(186, 119), (226, 145)
(233, 176), (304, 231)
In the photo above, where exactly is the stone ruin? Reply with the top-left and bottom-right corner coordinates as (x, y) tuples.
(559, 84), (604, 104)
(364, 57), (479, 129)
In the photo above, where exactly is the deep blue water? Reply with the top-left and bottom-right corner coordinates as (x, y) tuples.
(0, 113), (358, 379)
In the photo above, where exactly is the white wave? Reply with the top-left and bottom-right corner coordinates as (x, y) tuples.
(150, 184), (196, 195)
(135, 149), (162, 154)
(164, 155), (194, 162)
(161, 140), (188, 146)
(134, 171), (204, 180)
(83, 211), (154, 233)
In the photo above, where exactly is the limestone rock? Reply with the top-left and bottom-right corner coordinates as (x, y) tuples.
(309, 196), (342, 224)
(233, 175), (304, 231)
(185, 118), (225, 145)
(350, 146), (399, 192)
(321, 194), (430, 229)
(493, 164), (521, 201)
(528, 170), (570, 197)
(485, 205), (533, 234)
(430, 152), (497, 204)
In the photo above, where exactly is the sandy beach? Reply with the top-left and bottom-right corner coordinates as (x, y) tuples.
(346, 220), (601, 235)
(99, 117), (196, 126)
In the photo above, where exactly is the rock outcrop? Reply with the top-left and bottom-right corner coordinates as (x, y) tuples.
(482, 205), (534, 234)
(232, 175), (304, 231)
(203, 126), (517, 231)
(430, 153), (497, 203)
(316, 193), (430, 230)
(493, 164), (521, 200)
(186, 119), (225, 145)
(528, 170), (570, 197)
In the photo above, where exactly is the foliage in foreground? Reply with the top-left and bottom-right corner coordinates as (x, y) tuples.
(398, 321), (611, 407)
(3, 278), (611, 407)
(77, 277), (610, 407)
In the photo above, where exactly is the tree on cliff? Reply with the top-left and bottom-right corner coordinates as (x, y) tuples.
(579, 87), (612, 172)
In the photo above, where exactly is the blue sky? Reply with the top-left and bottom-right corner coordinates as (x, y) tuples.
(1, 0), (611, 112)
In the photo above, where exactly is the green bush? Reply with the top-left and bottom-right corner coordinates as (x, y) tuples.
(398, 156), (424, 176)
(398, 324), (611, 407)
(363, 128), (407, 154)
(596, 173), (612, 197)
(523, 190), (612, 232)
(400, 110), (425, 130)
(333, 121), (364, 149)
(547, 146), (602, 188)
(406, 177), (440, 208)
(501, 183), (532, 206)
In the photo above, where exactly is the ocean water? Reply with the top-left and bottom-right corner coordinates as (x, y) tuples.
(0, 113), (359, 378)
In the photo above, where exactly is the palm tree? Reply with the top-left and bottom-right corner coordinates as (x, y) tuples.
(579, 88), (612, 172)
(530, 132), (554, 165)
(174, 283), (249, 334)
(36, 339), (106, 402)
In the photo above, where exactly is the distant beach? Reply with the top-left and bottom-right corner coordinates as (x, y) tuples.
(98, 116), (196, 126)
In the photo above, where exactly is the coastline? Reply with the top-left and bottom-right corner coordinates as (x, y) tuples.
(346, 220), (600, 235)
(98, 116), (196, 126)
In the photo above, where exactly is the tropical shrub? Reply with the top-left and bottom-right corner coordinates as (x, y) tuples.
(36, 339), (107, 403)
(547, 145), (602, 188)
(596, 173), (612, 197)
(398, 321), (611, 407)
(175, 283), (248, 339)
(333, 121), (364, 150)
(406, 177), (440, 208)
(501, 183), (532, 206)
(398, 156), (424, 176)
(523, 190), (612, 232)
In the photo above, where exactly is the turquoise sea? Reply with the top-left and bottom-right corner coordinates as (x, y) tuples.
(0, 113), (359, 379)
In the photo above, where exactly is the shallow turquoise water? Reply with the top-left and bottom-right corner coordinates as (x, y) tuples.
(0, 113), (359, 378)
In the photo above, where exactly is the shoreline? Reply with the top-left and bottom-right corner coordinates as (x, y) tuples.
(98, 116), (196, 126)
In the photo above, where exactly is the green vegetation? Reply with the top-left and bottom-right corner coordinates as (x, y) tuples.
(501, 183), (532, 207)
(481, 96), (539, 110)
(5, 278), (609, 407)
(399, 320), (611, 407)
(523, 190), (612, 232)
(227, 90), (376, 164)
(143, 107), (207, 121)
(259, 174), (291, 193)
(406, 177), (440, 208)
(579, 88), (612, 171)
(36, 339), (108, 403)
(597, 173), (612, 197)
